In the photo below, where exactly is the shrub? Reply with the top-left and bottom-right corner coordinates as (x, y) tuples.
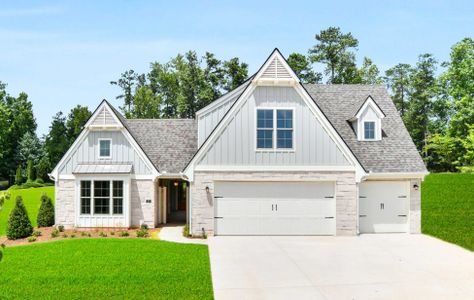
(0, 195), (4, 210)
(80, 231), (87, 237)
(6, 196), (33, 240)
(70, 234), (76, 238)
(99, 232), (107, 237)
(15, 165), (23, 186)
(110, 231), (115, 236)
(27, 236), (37, 243)
(62, 234), (68, 238)
(140, 223), (149, 230)
(4, 192), (10, 200)
(119, 230), (129, 237)
(35, 178), (44, 184)
(37, 193), (55, 227)
(51, 229), (59, 238)
(32, 230), (42, 237)
(58, 225), (64, 232)
(136, 228), (149, 238)
(182, 224), (190, 237)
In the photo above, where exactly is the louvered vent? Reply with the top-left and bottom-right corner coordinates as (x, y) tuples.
(260, 57), (293, 79)
(91, 107), (119, 126)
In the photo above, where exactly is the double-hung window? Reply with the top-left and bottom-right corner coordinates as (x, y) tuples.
(94, 181), (110, 214)
(364, 121), (375, 140)
(256, 109), (274, 149)
(112, 181), (123, 214)
(256, 109), (293, 150)
(80, 181), (91, 214)
(276, 110), (293, 149)
(99, 139), (111, 159)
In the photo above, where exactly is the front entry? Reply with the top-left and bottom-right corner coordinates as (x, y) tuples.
(159, 179), (188, 223)
(359, 181), (409, 233)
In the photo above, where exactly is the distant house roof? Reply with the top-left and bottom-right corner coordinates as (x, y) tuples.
(303, 84), (427, 173)
(124, 119), (197, 174)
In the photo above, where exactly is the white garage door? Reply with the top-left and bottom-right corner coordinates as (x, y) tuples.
(359, 181), (409, 233)
(214, 181), (335, 235)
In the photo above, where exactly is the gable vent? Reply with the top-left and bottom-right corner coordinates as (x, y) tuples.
(91, 107), (119, 127)
(261, 57), (293, 80)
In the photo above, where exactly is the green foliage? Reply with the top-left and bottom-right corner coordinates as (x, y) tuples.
(32, 230), (42, 237)
(424, 134), (460, 172)
(0, 244), (4, 263)
(119, 230), (129, 237)
(385, 63), (413, 117)
(44, 112), (69, 169)
(37, 193), (55, 227)
(0, 187), (54, 236)
(27, 236), (37, 243)
(422, 173), (474, 251)
(26, 160), (34, 182)
(66, 105), (92, 145)
(15, 165), (22, 186)
(140, 223), (149, 230)
(112, 51), (248, 119)
(50, 229), (59, 238)
(183, 224), (190, 237)
(58, 225), (64, 232)
(309, 26), (359, 83)
(0, 239), (213, 298)
(287, 53), (322, 84)
(136, 228), (149, 238)
(357, 57), (383, 84)
(99, 231), (107, 237)
(6, 196), (33, 240)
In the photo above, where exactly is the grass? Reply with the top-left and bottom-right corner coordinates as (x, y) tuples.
(422, 173), (474, 251)
(0, 239), (213, 299)
(0, 186), (55, 236)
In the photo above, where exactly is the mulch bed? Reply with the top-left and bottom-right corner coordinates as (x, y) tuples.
(0, 227), (161, 247)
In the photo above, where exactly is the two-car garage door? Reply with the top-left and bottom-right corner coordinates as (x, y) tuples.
(214, 181), (335, 235)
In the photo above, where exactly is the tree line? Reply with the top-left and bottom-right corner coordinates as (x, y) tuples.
(0, 26), (472, 185)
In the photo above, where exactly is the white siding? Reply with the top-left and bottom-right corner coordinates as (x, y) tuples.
(59, 130), (152, 175)
(91, 106), (119, 126)
(198, 100), (233, 147)
(196, 86), (350, 166)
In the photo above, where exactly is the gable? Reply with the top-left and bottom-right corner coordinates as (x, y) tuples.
(90, 105), (120, 128)
(58, 130), (152, 176)
(196, 86), (350, 167)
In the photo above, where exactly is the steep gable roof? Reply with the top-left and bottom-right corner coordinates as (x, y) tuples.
(304, 84), (427, 173)
(125, 119), (197, 174)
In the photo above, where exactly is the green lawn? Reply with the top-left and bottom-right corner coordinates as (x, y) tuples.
(0, 186), (55, 236)
(0, 239), (213, 299)
(422, 173), (474, 251)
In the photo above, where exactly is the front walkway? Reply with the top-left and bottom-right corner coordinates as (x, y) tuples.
(208, 234), (474, 300)
(158, 224), (207, 245)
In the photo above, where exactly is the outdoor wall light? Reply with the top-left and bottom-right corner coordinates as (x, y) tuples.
(173, 180), (179, 187)
(413, 184), (419, 191)
(205, 186), (210, 192)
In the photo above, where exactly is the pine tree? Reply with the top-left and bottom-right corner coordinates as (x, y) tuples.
(15, 165), (22, 186)
(37, 193), (55, 227)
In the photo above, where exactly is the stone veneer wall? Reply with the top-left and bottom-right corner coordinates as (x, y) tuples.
(190, 171), (357, 236)
(410, 178), (421, 234)
(130, 179), (155, 227)
(55, 179), (76, 227)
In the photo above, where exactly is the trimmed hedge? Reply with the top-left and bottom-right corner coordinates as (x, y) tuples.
(37, 193), (55, 227)
(6, 196), (33, 240)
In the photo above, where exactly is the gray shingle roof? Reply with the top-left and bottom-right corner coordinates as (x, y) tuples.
(303, 84), (427, 173)
(124, 119), (197, 174)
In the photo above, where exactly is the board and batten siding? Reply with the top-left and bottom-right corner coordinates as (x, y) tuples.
(59, 130), (152, 175)
(197, 86), (350, 166)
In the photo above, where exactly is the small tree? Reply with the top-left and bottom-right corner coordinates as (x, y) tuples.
(15, 165), (23, 186)
(37, 193), (55, 227)
(6, 196), (33, 240)
(27, 159), (35, 182)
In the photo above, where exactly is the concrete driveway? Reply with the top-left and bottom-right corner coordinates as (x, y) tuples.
(208, 234), (474, 300)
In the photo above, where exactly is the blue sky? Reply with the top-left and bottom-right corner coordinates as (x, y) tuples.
(1, 0), (473, 136)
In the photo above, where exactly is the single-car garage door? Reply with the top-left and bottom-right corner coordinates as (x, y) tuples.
(214, 181), (335, 235)
(359, 181), (409, 233)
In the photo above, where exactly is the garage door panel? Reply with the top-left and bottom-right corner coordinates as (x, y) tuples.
(359, 181), (409, 233)
(215, 181), (335, 235)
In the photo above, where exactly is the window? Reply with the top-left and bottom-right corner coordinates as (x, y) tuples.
(94, 181), (110, 214)
(256, 109), (273, 148)
(113, 181), (123, 215)
(80, 181), (91, 214)
(364, 121), (375, 140)
(256, 109), (294, 150)
(99, 139), (111, 158)
(276, 110), (293, 148)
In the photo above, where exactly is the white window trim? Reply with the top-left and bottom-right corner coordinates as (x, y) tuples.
(255, 107), (295, 152)
(79, 179), (124, 216)
(75, 175), (131, 228)
(363, 121), (376, 140)
(98, 138), (112, 159)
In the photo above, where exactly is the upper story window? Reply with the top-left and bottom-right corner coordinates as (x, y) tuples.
(364, 121), (375, 140)
(256, 109), (293, 150)
(98, 139), (111, 159)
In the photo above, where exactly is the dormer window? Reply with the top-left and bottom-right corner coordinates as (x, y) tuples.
(349, 96), (385, 141)
(364, 121), (375, 140)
